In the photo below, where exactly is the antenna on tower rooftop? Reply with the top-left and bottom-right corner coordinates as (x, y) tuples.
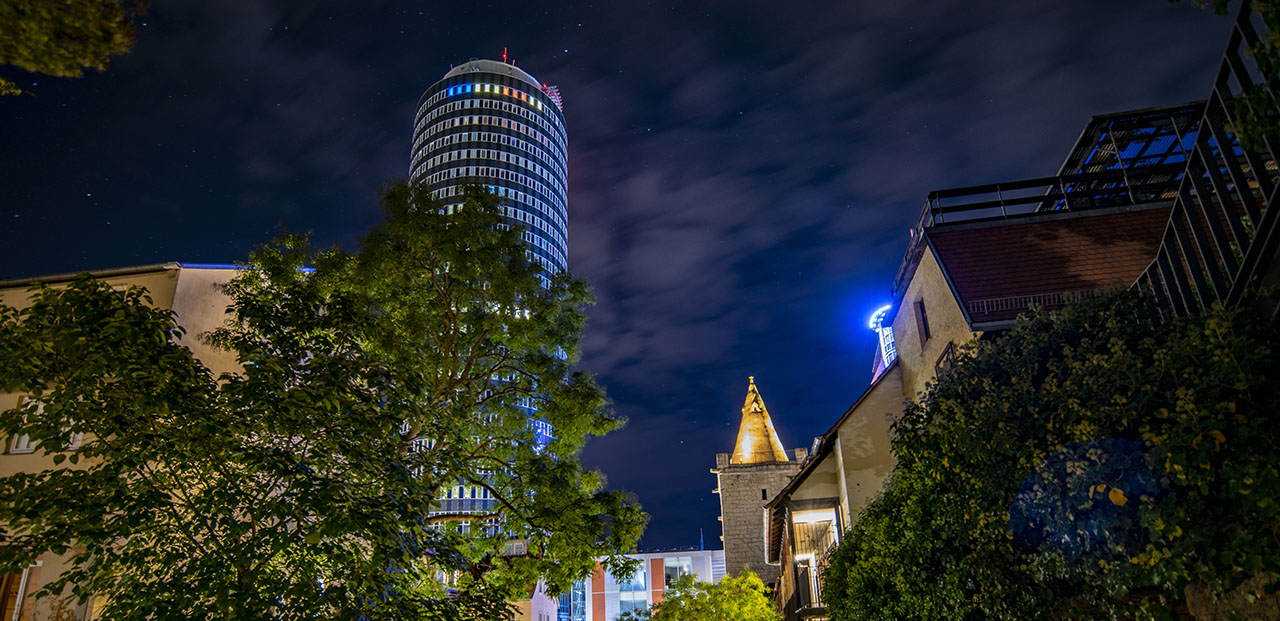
(502, 47), (508, 63)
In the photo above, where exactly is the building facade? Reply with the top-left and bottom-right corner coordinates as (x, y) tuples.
(764, 100), (1193, 621)
(0, 263), (241, 621)
(409, 58), (569, 276)
(765, 14), (1280, 606)
(551, 548), (725, 621)
(712, 378), (806, 588)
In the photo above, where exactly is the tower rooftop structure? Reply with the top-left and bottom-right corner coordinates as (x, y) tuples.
(730, 377), (789, 464)
(409, 57), (568, 275)
(443, 59), (542, 89)
(713, 376), (806, 586)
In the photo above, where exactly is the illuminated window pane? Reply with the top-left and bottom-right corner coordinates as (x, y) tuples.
(616, 566), (646, 592)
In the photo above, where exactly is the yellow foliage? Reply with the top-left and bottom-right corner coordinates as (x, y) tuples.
(1108, 488), (1128, 506)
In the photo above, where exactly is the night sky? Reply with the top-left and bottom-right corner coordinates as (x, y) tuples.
(0, 1), (1231, 548)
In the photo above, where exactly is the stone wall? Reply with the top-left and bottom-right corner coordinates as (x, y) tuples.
(714, 456), (802, 587)
(1185, 575), (1280, 620)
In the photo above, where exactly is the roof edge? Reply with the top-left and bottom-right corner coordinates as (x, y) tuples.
(764, 361), (902, 512)
(923, 234), (975, 327)
(442, 59), (543, 89)
(0, 262), (183, 288)
(0, 261), (242, 289)
(922, 201), (1173, 235)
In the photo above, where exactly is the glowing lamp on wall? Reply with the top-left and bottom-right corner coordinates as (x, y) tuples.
(869, 304), (897, 368)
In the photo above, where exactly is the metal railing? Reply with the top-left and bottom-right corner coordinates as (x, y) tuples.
(1134, 2), (1280, 313)
(795, 563), (820, 611)
(922, 165), (1185, 228)
(967, 289), (1097, 318)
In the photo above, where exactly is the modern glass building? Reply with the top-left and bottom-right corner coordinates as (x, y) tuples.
(409, 59), (569, 276)
(556, 548), (726, 621)
(409, 59), (566, 519)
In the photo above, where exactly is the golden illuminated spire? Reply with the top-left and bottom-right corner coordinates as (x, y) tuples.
(730, 376), (789, 464)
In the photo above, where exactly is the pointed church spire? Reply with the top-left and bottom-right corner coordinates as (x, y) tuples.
(730, 376), (790, 464)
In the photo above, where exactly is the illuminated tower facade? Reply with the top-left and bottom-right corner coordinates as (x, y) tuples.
(408, 59), (566, 521)
(409, 58), (568, 275)
(711, 377), (805, 587)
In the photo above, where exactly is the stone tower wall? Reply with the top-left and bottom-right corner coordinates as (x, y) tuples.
(714, 454), (803, 587)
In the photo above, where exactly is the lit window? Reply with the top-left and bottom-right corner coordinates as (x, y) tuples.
(663, 556), (693, 587)
(616, 565), (646, 592)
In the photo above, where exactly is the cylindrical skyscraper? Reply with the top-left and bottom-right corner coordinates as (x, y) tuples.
(409, 59), (568, 275)
(409, 59), (566, 519)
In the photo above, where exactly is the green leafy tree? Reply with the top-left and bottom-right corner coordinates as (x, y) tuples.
(823, 291), (1280, 619)
(617, 570), (780, 621)
(0, 0), (147, 95)
(0, 183), (645, 619)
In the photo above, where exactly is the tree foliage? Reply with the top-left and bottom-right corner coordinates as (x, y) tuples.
(617, 570), (780, 621)
(823, 291), (1280, 619)
(0, 183), (645, 619)
(0, 0), (146, 95)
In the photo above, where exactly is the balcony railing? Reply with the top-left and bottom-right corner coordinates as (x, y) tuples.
(893, 164), (1186, 298)
(920, 165), (1186, 229)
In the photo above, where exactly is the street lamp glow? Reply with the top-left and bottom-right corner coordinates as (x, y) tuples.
(868, 304), (893, 330)
(868, 304), (897, 370)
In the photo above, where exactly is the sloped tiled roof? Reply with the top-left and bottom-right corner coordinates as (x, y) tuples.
(928, 205), (1171, 324)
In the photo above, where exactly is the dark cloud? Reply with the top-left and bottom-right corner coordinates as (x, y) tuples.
(0, 0), (1232, 547)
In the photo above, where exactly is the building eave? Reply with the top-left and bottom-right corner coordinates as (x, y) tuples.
(764, 362), (901, 562)
(922, 234), (975, 328)
(0, 262), (184, 288)
(970, 319), (1017, 332)
(0, 261), (243, 290)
